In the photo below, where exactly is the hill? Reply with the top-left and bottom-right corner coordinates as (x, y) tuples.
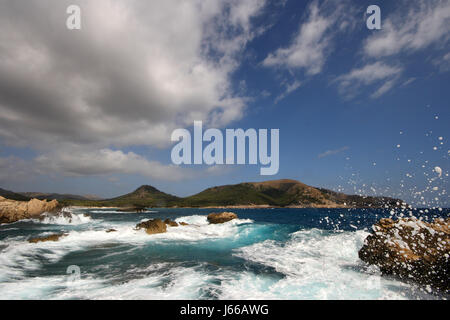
(109, 185), (180, 207)
(19, 192), (102, 201)
(178, 179), (401, 208)
(59, 179), (402, 208)
(0, 188), (30, 201)
(59, 185), (180, 208)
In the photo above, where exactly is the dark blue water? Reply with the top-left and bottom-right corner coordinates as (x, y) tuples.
(0, 207), (447, 300)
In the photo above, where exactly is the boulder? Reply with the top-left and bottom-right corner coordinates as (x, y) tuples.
(0, 196), (61, 224)
(164, 219), (179, 227)
(29, 233), (67, 243)
(207, 212), (238, 224)
(136, 219), (167, 235)
(359, 217), (449, 291)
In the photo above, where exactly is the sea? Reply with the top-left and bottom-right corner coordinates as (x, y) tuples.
(0, 207), (448, 300)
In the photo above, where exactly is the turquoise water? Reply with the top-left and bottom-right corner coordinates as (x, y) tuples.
(0, 208), (448, 300)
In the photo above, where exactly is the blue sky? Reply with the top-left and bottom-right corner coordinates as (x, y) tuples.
(0, 0), (448, 207)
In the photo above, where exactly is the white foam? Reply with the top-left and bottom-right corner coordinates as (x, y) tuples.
(37, 213), (93, 225)
(89, 210), (159, 214)
(229, 229), (431, 300)
(0, 264), (210, 300)
(0, 215), (253, 283)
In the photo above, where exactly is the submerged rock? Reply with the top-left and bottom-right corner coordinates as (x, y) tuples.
(0, 196), (60, 224)
(359, 217), (449, 291)
(207, 212), (238, 224)
(136, 219), (167, 235)
(164, 219), (179, 227)
(29, 233), (67, 243)
(106, 229), (117, 233)
(179, 222), (189, 226)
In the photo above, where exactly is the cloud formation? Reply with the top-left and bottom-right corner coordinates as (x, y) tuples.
(262, 0), (356, 75)
(335, 62), (403, 99)
(363, 0), (450, 58)
(0, 0), (267, 179)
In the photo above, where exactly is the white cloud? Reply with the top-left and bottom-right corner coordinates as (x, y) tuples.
(274, 80), (302, 104)
(433, 52), (450, 72)
(262, 0), (355, 75)
(0, 0), (268, 181)
(34, 148), (191, 181)
(334, 62), (403, 99)
(0, 0), (267, 150)
(318, 146), (349, 159)
(363, 0), (450, 58)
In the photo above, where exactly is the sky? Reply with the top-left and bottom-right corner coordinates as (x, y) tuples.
(0, 0), (448, 207)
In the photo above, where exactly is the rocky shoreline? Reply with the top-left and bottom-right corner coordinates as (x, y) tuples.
(3, 199), (448, 293)
(359, 217), (449, 292)
(0, 196), (61, 224)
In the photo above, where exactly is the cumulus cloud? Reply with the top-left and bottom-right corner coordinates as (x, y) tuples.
(0, 0), (267, 179)
(363, 0), (450, 58)
(34, 148), (191, 181)
(0, 0), (269, 148)
(334, 62), (403, 99)
(262, 0), (356, 75)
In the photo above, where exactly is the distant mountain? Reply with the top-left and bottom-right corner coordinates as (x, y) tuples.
(106, 185), (180, 207)
(18, 192), (103, 201)
(0, 188), (30, 201)
(178, 179), (401, 208)
(60, 179), (403, 209)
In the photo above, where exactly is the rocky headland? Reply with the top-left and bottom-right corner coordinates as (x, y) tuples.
(0, 196), (61, 224)
(359, 217), (449, 292)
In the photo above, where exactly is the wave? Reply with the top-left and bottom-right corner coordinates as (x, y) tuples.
(0, 214), (253, 284)
(89, 210), (159, 214)
(0, 263), (210, 300)
(229, 229), (435, 300)
(37, 213), (93, 225)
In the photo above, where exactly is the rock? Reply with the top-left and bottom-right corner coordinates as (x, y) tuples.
(0, 196), (61, 224)
(106, 229), (117, 233)
(136, 219), (167, 235)
(164, 219), (179, 227)
(359, 217), (449, 291)
(29, 233), (67, 243)
(179, 222), (189, 226)
(207, 212), (238, 224)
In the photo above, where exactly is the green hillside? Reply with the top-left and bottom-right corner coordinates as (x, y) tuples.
(58, 179), (403, 209)
(60, 185), (180, 208)
(0, 188), (30, 201)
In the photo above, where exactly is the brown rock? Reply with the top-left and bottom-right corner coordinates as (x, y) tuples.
(359, 217), (450, 291)
(29, 233), (67, 243)
(0, 196), (61, 224)
(164, 219), (179, 227)
(207, 212), (238, 224)
(179, 222), (189, 226)
(136, 219), (167, 235)
(106, 229), (117, 233)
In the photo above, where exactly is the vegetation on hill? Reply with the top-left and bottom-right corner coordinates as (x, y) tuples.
(59, 185), (180, 208)
(54, 179), (402, 209)
(0, 188), (30, 201)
